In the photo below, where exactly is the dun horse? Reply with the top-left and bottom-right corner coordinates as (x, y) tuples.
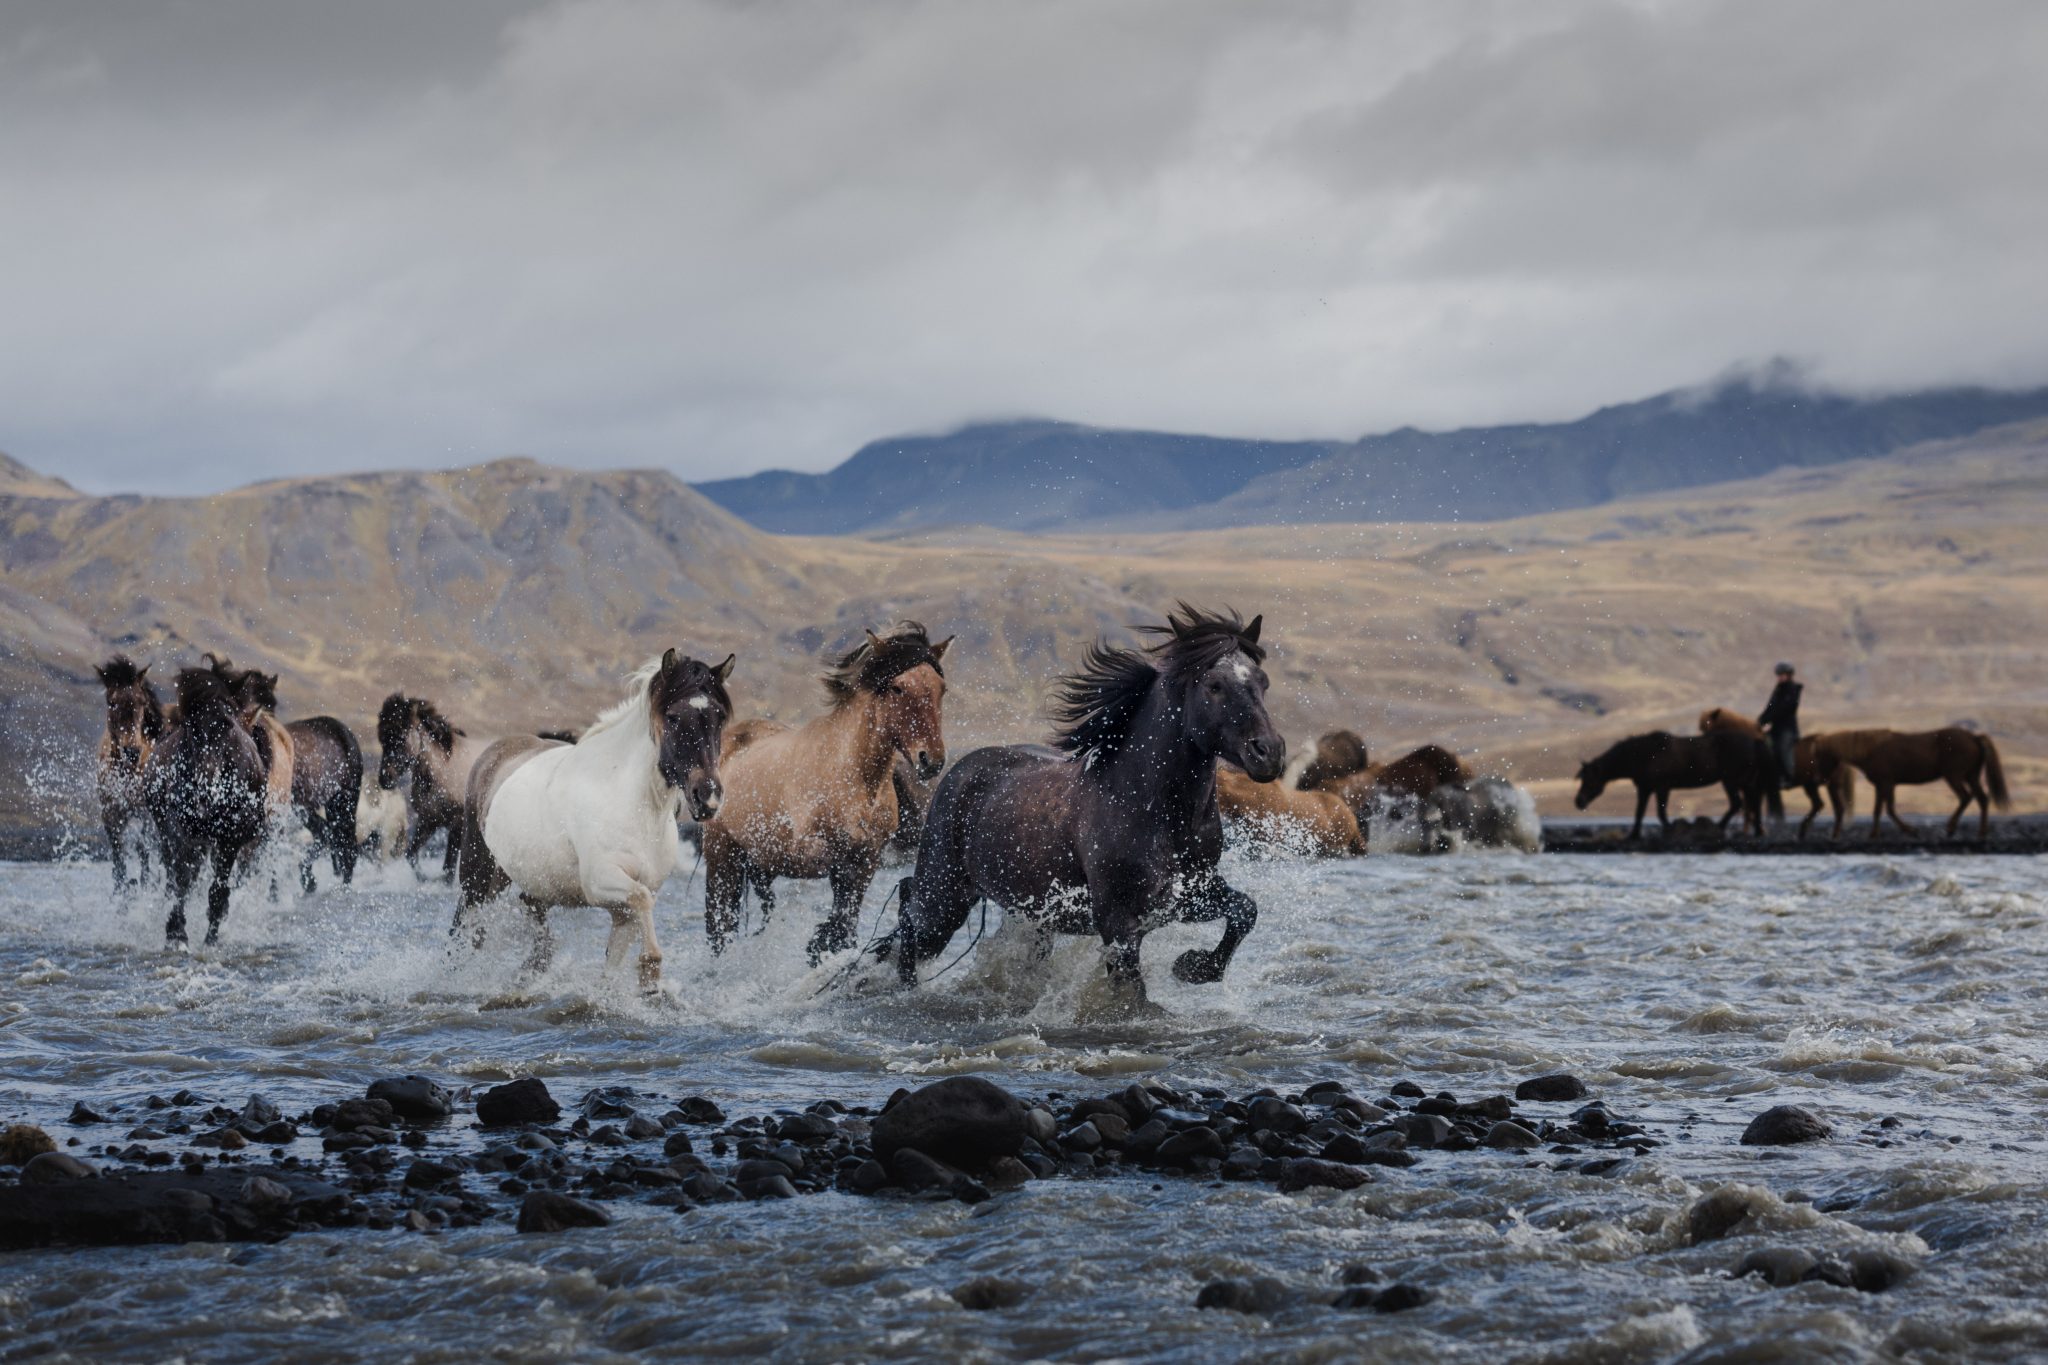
(93, 655), (165, 888)
(377, 695), (494, 879)
(143, 666), (269, 946)
(455, 649), (733, 991)
(1574, 731), (1781, 838)
(1216, 764), (1365, 856)
(227, 664), (363, 891)
(703, 624), (951, 965)
(1813, 728), (2009, 839)
(885, 605), (1283, 1001)
(1700, 707), (1853, 839)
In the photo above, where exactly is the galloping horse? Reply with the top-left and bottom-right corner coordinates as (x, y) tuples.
(703, 623), (951, 964)
(377, 695), (494, 880)
(1700, 706), (1853, 838)
(1574, 731), (1781, 838)
(456, 649), (733, 992)
(143, 666), (268, 946)
(93, 655), (165, 888)
(1216, 763), (1365, 856)
(1812, 728), (2009, 840)
(1295, 730), (1369, 791)
(226, 664), (363, 891)
(886, 604), (1284, 1001)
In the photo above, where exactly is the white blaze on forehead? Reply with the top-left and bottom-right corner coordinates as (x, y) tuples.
(1229, 657), (1252, 683)
(688, 695), (711, 710)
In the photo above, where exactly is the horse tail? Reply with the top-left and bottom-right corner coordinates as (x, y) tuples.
(1981, 734), (2011, 810)
(1833, 761), (1855, 819)
(1752, 739), (1783, 819)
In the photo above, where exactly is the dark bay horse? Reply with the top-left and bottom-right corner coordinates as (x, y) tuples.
(885, 604), (1284, 1002)
(225, 665), (364, 892)
(93, 655), (165, 888)
(377, 695), (494, 880)
(143, 666), (268, 946)
(1815, 728), (2010, 839)
(1574, 731), (1781, 838)
(1701, 706), (1853, 839)
(704, 623), (951, 964)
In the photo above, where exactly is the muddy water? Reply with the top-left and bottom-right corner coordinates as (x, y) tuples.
(2, 845), (2046, 1363)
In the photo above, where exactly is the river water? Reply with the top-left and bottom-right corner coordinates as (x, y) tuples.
(2, 844), (2045, 1363)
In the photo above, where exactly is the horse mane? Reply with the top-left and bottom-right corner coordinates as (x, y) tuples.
(376, 693), (413, 748)
(1589, 731), (1670, 772)
(96, 654), (149, 690)
(409, 698), (458, 751)
(822, 622), (946, 707)
(1052, 603), (1264, 759)
(582, 655), (734, 741)
(171, 665), (245, 735)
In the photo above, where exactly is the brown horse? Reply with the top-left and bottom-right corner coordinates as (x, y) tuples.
(376, 695), (496, 880)
(143, 665), (269, 946)
(1697, 707), (1763, 740)
(93, 655), (165, 888)
(1295, 730), (1370, 791)
(221, 662), (364, 891)
(1814, 728), (2010, 839)
(1216, 763), (1365, 856)
(1574, 731), (1781, 838)
(1701, 706), (1853, 838)
(704, 623), (951, 964)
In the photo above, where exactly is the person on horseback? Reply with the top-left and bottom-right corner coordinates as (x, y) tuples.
(1758, 662), (1801, 786)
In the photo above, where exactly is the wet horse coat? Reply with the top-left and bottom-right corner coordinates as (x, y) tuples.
(92, 656), (164, 889)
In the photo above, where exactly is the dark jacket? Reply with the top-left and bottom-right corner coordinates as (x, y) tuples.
(1758, 680), (1802, 731)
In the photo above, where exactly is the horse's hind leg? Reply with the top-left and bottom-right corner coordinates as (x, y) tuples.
(749, 867), (777, 936)
(104, 809), (129, 890)
(520, 900), (556, 978)
(164, 842), (201, 948)
(1945, 777), (1972, 839)
(810, 857), (876, 966)
(1171, 875), (1257, 985)
(1887, 789), (1913, 838)
(204, 846), (239, 946)
(893, 869), (978, 987)
(702, 829), (744, 954)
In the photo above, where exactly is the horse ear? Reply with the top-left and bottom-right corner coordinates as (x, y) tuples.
(135, 664), (149, 683)
(93, 664), (109, 686)
(1243, 615), (1262, 644)
(864, 629), (883, 652)
(931, 636), (953, 660)
(712, 653), (735, 683)
(661, 647), (679, 673)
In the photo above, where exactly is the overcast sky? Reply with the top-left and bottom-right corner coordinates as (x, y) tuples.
(4, 0), (2045, 494)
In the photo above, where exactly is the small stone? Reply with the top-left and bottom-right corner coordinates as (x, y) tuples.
(847, 1159), (890, 1194)
(1456, 1096), (1514, 1123)
(1688, 1187), (1761, 1243)
(1247, 1098), (1307, 1134)
(401, 1209), (433, 1233)
(1062, 1121), (1103, 1153)
(193, 1126), (248, 1151)
(67, 1102), (109, 1126)
(367, 1076), (455, 1122)
(1483, 1121), (1542, 1150)
(403, 1159), (460, 1189)
(1276, 1158), (1372, 1192)
(1516, 1073), (1589, 1103)
(1088, 1112), (1130, 1147)
(1369, 1283), (1434, 1313)
(1338, 1263), (1382, 1286)
(662, 1131), (695, 1159)
(675, 1097), (725, 1124)
(21, 1152), (99, 1184)
(516, 1190), (610, 1233)
(1390, 1081), (1426, 1099)
(1736, 1247), (1819, 1288)
(477, 1078), (561, 1128)
(951, 1275), (1030, 1310)
(1195, 1277), (1295, 1313)
(740, 1174), (798, 1200)
(240, 1176), (293, 1211)
(1741, 1105), (1832, 1146)
(1155, 1127), (1226, 1166)
(327, 1098), (397, 1133)
(1394, 1114), (1453, 1149)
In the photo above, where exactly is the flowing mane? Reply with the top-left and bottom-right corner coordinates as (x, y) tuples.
(1052, 603), (1265, 759)
(172, 664), (244, 735)
(821, 622), (946, 707)
(96, 654), (150, 690)
(582, 654), (734, 741)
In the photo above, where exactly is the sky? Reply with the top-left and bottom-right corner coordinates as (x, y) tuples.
(3, 0), (2046, 494)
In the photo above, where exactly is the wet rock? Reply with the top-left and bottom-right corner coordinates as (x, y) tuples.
(847, 1159), (890, 1194)
(888, 1148), (990, 1204)
(476, 1078), (562, 1128)
(1394, 1114), (1453, 1149)
(740, 1174), (799, 1200)
(1483, 1121), (1542, 1150)
(1366, 1283), (1434, 1313)
(774, 1112), (835, 1143)
(1022, 1107), (1057, 1146)
(403, 1159), (460, 1189)
(1116, 1083), (1162, 1122)
(1802, 1249), (1917, 1293)
(662, 1131), (695, 1159)
(22, 1152), (99, 1184)
(238, 1176), (292, 1212)
(325, 1098), (397, 1133)
(675, 1096), (725, 1125)
(1741, 1105), (1832, 1146)
(401, 1209), (433, 1233)
(239, 1095), (281, 1128)
(871, 1077), (1030, 1169)
(587, 1125), (630, 1148)
(191, 1127), (248, 1151)
(1390, 1081), (1426, 1098)
(1221, 1146), (1263, 1180)
(1195, 1277), (1296, 1313)
(1516, 1073), (1589, 1103)
(1276, 1158), (1373, 1192)
(1735, 1247), (1818, 1287)
(1688, 1187), (1762, 1243)
(368, 1076), (455, 1122)
(1330, 1097), (1389, 1125)
(1123, 1119), (1171, 1156)
(1247, 1098), (1307, 1134)
(1088, 1112), (1130, 1147)
(1456, 1095), (1514, 1123)
(0, 1166), (347, 1248)
(951, 1275), (1031, 1310)
(681, 1171), (741, 1203)
(579, 1087), (639, 1121)
(1337, 1263), (1382, 1286)
(1061, 1121), (1103, 1154)
(1155, 1127), (1226, 1166)
(515, 1190), (610, 1233)
(0, 1125), (56, 1166)
(985, 1156), (1034, 1186)
(248, 1121), (298, 1145)
(67, 1102), (109, 1126)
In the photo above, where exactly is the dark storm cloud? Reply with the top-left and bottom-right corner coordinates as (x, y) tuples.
(1, 0), (2044, 493)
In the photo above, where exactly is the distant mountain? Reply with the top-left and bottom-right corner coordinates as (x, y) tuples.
(695, 371), (2048, 534)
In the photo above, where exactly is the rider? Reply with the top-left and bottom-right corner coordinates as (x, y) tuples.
(1757, 662), (1802, 786)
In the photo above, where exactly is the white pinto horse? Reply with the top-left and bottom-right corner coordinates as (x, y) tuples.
(454, 649), (734, 992)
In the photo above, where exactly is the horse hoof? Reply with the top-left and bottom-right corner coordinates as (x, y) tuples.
(1171, 948), (1225, 985)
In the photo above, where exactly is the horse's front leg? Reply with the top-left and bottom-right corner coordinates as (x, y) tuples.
(1169, 873), (1257, 985)
(811, 852), (877, 966)
(1629, 786), (1649, 840)
(604, 884), (662, 993)
(438, 821), (462, 883)
(1654, 789), (1671, 832)
(164, 842), (200, 948)
(204, 845), (239, 945)
(104, 809), (130, 889)
(1090, 883), (1152, 1005)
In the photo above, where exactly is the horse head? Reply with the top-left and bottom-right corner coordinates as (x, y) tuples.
(649, 648), (735, 821)
(1165, 607), (1285, 782)
(94, 655), (161, 761)
(375, 694), (419, 791)
(1573, 760), (1607, 809)
(868, 630), (951, 781)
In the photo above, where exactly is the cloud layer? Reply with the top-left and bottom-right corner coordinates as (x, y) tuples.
(4, 0), (2045, 492)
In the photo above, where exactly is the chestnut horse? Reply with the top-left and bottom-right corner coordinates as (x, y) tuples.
(377, 695), (495, 880)
(143, 666), (268, 946)
(704, 623), (951, 964)
(1574, 731), (1781, 838)
(886, 605), (1283, 1001)
(93, 655), (165, 889)
(1700, 706), (1853, 838)
(1814, 728), (2009, 839)
(1295, 730), (1369, 791)
(1216, 763), (1365, 856)
(224, 663), (364, 891)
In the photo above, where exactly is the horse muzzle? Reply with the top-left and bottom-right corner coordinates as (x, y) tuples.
(684, 775), (723, 823)
(913, 749), (944, 782)
(1237, 737), (1287, 784)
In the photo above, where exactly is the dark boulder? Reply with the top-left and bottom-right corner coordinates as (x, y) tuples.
(21, 1152), (99, 1184)
(675, 1097), (725, 1124)
(516, 1190), (610, 1233)
(951, 1275), (1031, 1310)
(325, 1097), (397, 1133)
(1195, 1277), (1296, 1313)
(1276, 1158), (1373, 1192)
(0, 1166), (347, 1248)
(888, 1148), (991, 1204)
(871, 1077), (1030, 1169)
(1741, 1105), (1832, 1146)
(368, 1076), (455, 1121)
(1155, 1127), (1226, 1166)
(1516, 1073), (1589, 1102)
(477, 1078), (562, 1128)
(1482, 1121), (1542, 1150)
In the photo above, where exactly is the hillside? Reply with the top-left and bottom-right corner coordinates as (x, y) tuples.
(696, 372), (2048, 534)
(4, 421), (2045, 841)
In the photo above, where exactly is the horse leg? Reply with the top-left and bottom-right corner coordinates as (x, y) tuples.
(164, 842), (201, 949)
(1654, 789), (1671, 833)
(204, 846), (238, 946)
(104, 808), (129, 890)
(1169, 874), (1257, 985)
(702, 831), (744, 955)
(1797, 783), (1820, 840)
(1717, 781), (1740, 835)
(329, 788), (358, 885)
(630, 885), (663, 993)
(404, 818), (434, 880)
(893, 866), (978, 987)
(1888, 788), (1913, 839)
(1629, 787), (1649, 840)
(299, 811), (320, 896)
(1945, 777), (1971, 839)
(810, 856), (876, 966)
(519, 899), (555, 978)
(1094, 893), (1150, 1005)
(439, 821), (462, 883)
(749, 867), (777, 935)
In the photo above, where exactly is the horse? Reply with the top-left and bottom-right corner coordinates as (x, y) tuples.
(703, 623), (951, 965)
(225, 664), (363, 892)
(1700, 706), (1853, 838)
(92, 655), (165, 888)
(1812, 728), (2009, 839)
(143, 666), (269, 946)
(1295, 729), (1370, 791)
(884, 604), (1284, 1002)
(1697, 707), (1763, 740)
(1573, 731), (1782, 838)
(1216, 762), (1365, 856)
(376, 694), (495, 880)
(355, 783), (410, 861)
(454, 649), (734, 992)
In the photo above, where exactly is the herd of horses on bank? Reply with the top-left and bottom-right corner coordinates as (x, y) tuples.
(88, 605), (2018, 994)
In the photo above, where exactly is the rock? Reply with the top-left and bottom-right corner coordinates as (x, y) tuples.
(476, 1078), (562, 1128)
(622, 1113), (664, 1141)
(191, 1127), (247, 1150)
(1516, 1073), (1589, 1103)
(951, 1275), (1031, 1310)
(1394, 1114), (1453, 1149)
(680, 1172), (741, 1203)
(238, 1176), (292, 1211)
(775, 1112), (835, 1143)
(1155, 1127), (1226, 1166)
(1483, 1121), (1542, 1150)
(0, 1166), (348, 1248)
(1337, 1263), (1382, 1285)
(1022, 1107), (1057, 1146)
(1247, 1098), (1307, 1134)
(871, 1077), (1030, 1169)
(1088, 1112), (1130, 1147)
(516, 1191), (610, 1233)
(1123, 1119), (1171, 1155)
(1195, 1277), (1295, 1313)
(1060, 1121), (1103, 1154)
(239, 1095), (281, 1127)
(579, 1087), (639, 1121)
(740, 1174), (799, 1200)
(1456, 1096), (1514, 1123)
(1736, 1247), (1819, 1287)
(1276, 1158), (1373, 1192)
(1330, 1097), (1389, 1124)
(1368, 1283), (1434, 1313)
(663, 1131), (695, 1159)
(368, 1076), (455, 1121)
(1390, 1081), (1426, 1098)
(888, 1148), (990, 1203)
(1741, 1105), (1832, 1146)
(1688, 1187), (1761, 1243)
(847, 1159), (891, 1194)
(1803, 1249), (1917, 1293)
(403, 1159), (460, 1189)
(326, 1098), (398, 1133)
(0, 1125), (56, 1166)
(985, 1156), (1034, 1186)
(21, 1152), (99, 1184)
(67, 1102), (109, 1126)
(675, 1097), (725, 1124)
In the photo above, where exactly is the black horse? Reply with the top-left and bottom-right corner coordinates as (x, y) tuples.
(885, 604), (1285, 1002)
(227, 665), (365, 893)
(1574, 731), (1783, 838)
(144, 666), (269, 946)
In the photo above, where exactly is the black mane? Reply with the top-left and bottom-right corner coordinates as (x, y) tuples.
(172, 665), (244, 734)
(376, 694), (413, 748)
(1051, 603), (1264, 759)
(822, 622), (945, 706)
(96, 654), (150, 691)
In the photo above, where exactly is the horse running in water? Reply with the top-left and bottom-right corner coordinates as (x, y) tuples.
(1574, 731), (1782, 838)
(143, 666), (269, 947)
(1700, 707), (1853, 839)
(93, 655), (165, 888)
(377, 695), (494, 880)
(703, 623), (951, 965)
(1216, 763), (1365, 856)
(1811, 728), (2010, 840)
(1295, 730), (1369, 791)
(221, 662), (364, 892)
(456, 649), (733, 992)
(885, 604), (1284, 1003)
